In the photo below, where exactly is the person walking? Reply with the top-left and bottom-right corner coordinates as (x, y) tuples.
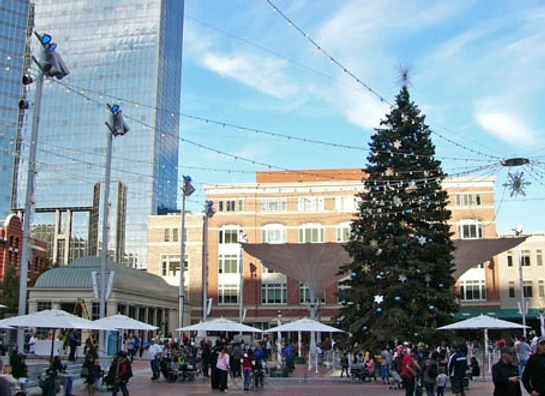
(401, 348), (417, 396)
(242, 349), (253, 391)
(447, 344), (467, 396)
(216, 345), (230, 392)
(147, 339), (162, 380)
(492, 346), (521, 396)
(523, 336), (545, 396)
(112, 351), (132, 396)
(515, 336), (532, 377)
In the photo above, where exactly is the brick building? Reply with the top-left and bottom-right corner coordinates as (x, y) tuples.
(0, 214), (47, 284)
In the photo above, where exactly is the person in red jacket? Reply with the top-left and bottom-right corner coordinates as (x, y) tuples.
(113, 351), (132, 396)
(401, 348), (417, 396)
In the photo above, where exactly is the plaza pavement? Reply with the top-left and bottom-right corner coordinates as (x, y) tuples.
(64, 359), (496, 396)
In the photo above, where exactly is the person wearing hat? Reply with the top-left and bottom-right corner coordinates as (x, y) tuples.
(523, 336), (545, 396)
(447, 343), (467, 396)
(492, 346), (521, 396)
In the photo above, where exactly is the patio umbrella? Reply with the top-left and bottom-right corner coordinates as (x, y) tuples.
(2, 309), (115, 360)
(175, 317), (263, 333)
(93, 314), (158, 331)
(0, 318), (13, 329)
(266, 318), (344, 373)
(0, 304), (7, 309)
(266, 318), (344, 333)
(438, 314), (529, 378)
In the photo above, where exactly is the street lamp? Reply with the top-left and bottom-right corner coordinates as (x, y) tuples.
(202, 200), (215, 322)
(276, 310), (283, 369)
(514, 225), (527, 337)
(178, 176), (195, 331)
(17, 32), (70, 351)
(238, 230), (248, 323)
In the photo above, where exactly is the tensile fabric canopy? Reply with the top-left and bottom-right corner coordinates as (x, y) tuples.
(2, 309), (115, 330)
(93, 314), (158, 331)
(267, 318), (344, 333)
(437, 314), (529, 330)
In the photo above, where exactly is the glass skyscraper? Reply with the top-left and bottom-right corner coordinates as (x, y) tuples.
(0, 0), (30, 218)
(14, 0), (184, 268)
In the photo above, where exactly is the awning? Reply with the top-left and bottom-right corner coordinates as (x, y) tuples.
(452, 237), (526, 278)
(455, 308), (543, 320)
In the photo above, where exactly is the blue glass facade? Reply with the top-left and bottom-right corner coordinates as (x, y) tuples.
(15, 0), (184, 268)
(0, 0), (30, 217)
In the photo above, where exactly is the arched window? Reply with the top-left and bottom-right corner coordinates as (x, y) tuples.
(261, 224), (287, 244)
(298, 223), (324, 243)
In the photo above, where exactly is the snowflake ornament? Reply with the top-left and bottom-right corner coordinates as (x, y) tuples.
(374, 295), (384, 304)
(399, 274), (408, 283)
(417, 236), (427, 246)
(393, 140), (402, 150)
(503, 171), (531, 197)
(393, 196), (403, 207)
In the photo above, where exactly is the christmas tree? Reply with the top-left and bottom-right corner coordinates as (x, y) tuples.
(338, 85), (458, 350)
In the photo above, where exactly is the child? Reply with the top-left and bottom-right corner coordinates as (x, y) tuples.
(436, 372), (448, 396)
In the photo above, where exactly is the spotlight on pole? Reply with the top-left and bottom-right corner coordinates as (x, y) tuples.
(182, 175), (195, 196)
(22, 75), (34, 85)
(18, 100), (30, 110)
(204, 200), (215, 218)
(105, 104), (130, 136)
(34, 32), (70, 80)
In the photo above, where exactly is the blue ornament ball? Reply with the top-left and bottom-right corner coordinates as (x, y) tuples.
(387, 222), (393, 227)
(362, 326), (368, 333)
(379, 271), (385, 277)
(341, 299), (347, 306)
(401, 242), (408, 248)
(439, 283), (444, 289)
(413, 332), (419, 337)
(415, 268), (422, 274)
(394, 296), (401, 302)
(351, 271), (357, 278)
(429, 305), (436, 311)
(376, 307), (383, 314)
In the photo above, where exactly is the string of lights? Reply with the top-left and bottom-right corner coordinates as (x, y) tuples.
(264, 0), (504, 162)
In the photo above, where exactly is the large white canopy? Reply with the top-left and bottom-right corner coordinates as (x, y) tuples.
(437, 314), (529, 330)
(2, 309), (115, 330)
(267, 318), (344, 333)
(176, 317), (263, 333)
(93, 314), (158, 331)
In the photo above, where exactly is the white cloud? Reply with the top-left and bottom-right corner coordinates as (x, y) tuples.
(202, 52), (298, 99)
(343, 90), (389, 131)
(475, 110), (537, 147)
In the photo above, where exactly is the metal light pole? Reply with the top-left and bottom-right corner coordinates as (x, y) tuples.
(276, 310), (283, 369)
(202, 201), (215, 322)
(99, 104), (129, 355)
(178, 176), (195, 331)
(514, 225), (527, 337)
(17, 32), (69, 352)
(238, 230), (248, 323)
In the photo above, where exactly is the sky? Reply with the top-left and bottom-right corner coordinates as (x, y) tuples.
(178, 0), (545, 234)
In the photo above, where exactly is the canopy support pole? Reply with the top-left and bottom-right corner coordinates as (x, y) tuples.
(308, 286), (318, 373)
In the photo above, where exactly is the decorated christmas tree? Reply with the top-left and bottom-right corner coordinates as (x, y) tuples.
(338, 85), (458, 350)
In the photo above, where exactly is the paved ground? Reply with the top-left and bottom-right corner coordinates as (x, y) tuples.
(62, 360), (496, 396)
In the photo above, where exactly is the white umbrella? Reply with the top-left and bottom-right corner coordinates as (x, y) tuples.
(0, 304), (7, 309)
(176, 317), (263, 333)
(2, 309), (116, 360)
(0, 318), (13, 329)
(266, 318), (344, 333)
(93, 314), (158, 331)
(438, 314), (529, 379)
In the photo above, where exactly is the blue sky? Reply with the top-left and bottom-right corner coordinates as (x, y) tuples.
(179, 0), (545, 234)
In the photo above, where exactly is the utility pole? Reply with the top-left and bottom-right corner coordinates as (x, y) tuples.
(99, 104), (129, 355)
(202, 200), (215, 322)
(238, 230), (248, 323)
(178, 176), (195, 331)
(17, 32), (69, 352)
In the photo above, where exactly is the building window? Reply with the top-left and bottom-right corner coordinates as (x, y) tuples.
(262, 225), (287, 243)
(336, 222), (351, 242)
(164, 228), (170, 242)
(459, 280), (486, 301)
(37, 301), (52, 311)
(219, 284), (238, 304)
(539, 280), (545, 297)
(537, 250), (543, 266)
(261, 283), (287, 304)
(521, 250), (531, 266)
(261, 198), (287, 212)
(458, 220), (483, 239)
(262, 265), (277, 274)
(219, 254), (238, 274)
(161, 255), (188, 277)
(508, 281), (515, 298)
(507, 251), (513, 267)
(298, 197), (325, 212)
(299, 223), (324, 243)
(524, 281), (533, 298)
(172, 228), (178, 242)
(455, 193), (482, 207)
(335, 196), (357, 211)
(219, 227), (240, 244)
(299, 284), (326, 304)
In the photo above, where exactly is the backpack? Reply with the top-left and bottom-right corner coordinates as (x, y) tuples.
(126, 361), (133, 379)
(427, 361), (438, 378)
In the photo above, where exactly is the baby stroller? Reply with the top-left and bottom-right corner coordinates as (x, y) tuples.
(389, 370), (403, 390)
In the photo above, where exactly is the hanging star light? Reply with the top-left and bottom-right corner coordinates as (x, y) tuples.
(393, 140), (402, 149)
(417, 236), (427, 246)
(374, 295), (384, 304)
(503, 171), (531, 197)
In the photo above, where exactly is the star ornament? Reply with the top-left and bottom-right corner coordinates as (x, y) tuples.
(399, 274), (408, 283)
(393, 196), (403, 207)
(417, 236), (427, 246)
(393, 140), (402, 150)
(362, 264), (371, 273)
(385, 168), (394, 177)
(374, 295), (384, 304)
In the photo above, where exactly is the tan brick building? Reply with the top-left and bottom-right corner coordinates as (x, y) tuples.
(147, 169), (499, 327)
